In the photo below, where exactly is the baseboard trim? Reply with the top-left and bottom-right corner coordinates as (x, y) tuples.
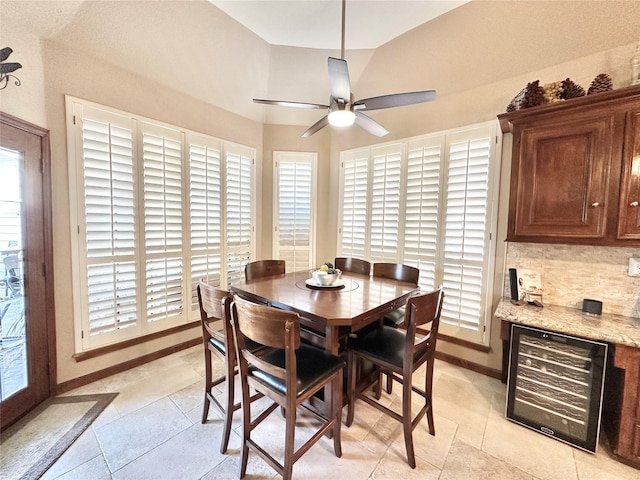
(435, 350), (502, 380)
(57, 338), (200, 394)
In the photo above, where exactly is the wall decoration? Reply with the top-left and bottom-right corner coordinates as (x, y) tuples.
(0, 47), (22, 90)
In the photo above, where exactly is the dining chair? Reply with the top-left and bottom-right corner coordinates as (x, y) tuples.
(334, 257), (371, 276)
(197, 281), (265, 454)
(230, 294), (345, 480)
(372, 262), (421, 393)
(346, 286), (444, 469)
(244, 259), (286, 281)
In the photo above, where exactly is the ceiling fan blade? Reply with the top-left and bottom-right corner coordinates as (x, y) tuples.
(354, 112), (389, 137)
(301, 115), (330, 138)
(353, 90), (436, 111)
(253, 99), (328, 109)
(328, 57), (351, 100)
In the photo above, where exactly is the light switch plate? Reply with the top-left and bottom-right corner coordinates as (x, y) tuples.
(629, 257), (640, 277)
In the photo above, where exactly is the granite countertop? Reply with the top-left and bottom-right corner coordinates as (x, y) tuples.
(494, 298), (640, 348)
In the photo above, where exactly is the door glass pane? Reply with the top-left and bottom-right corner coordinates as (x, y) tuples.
(0, 147), (25, 400)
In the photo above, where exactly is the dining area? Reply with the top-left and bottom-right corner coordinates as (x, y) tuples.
(197, 258), (444, 479)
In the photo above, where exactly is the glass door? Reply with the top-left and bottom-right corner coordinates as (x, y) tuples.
(0, 113), (55, 430)
(0, 148), (26, 399)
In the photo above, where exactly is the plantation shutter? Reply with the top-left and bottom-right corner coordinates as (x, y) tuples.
(339, 151), (369, 258)
(225, 145), (254, 286)
(336, 122), (498, 345)
(369, 145), (402, 262)
(188, 137), (222, 312)
(440, 131), (492, 340)
(273, 152), (316, 272)
(77, 106), (139, 347)
(403, 137), (443, 290)
(142, 123), (184, 324)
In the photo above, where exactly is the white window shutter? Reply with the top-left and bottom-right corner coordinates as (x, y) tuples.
(68, 97), (257, 352)
(369, 145), (402, 262)
(189, 139), (223, 312)
(273, 152), (316, 272)
(225, 146), (254, 286)
(440, 132), (492, 339)
(339, 151), (369, 258)
(403, 137), (443, 291)
(337, 123), (498, 345)
(77, 106), (139, 347)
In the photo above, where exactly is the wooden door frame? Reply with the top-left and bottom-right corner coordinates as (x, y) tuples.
(0, 111), (56, 429)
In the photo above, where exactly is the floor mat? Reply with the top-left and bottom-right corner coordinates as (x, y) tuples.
(0, 393), (118, 480)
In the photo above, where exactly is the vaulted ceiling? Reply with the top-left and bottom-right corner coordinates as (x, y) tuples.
(4, 1), (640, 129)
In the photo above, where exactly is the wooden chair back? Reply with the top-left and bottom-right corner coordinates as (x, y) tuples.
(231, 295), (301, 387)
(404, 286), (444, 368)
(373, 263), (419, 284)
(334, 257), (371, 275)
(244, 259), (286, 281)
(197, 281), (232, 355)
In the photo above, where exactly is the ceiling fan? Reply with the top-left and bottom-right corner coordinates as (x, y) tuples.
(253, 0), (436, 138)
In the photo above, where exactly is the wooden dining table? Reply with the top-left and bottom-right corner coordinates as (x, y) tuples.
(229, 270), (420, 411)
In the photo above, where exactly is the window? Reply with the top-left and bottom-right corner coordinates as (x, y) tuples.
(338, 123), (499, 344)
(67, 97), (255, 352)
(273, 152), (317, 272)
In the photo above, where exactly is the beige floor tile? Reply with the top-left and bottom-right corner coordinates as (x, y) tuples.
(440, 438), (533, 480)
(52, 455), (112, 480)
(371, 451), (441, 480)
(572, 442), (640, 480)
(201, 453), (277, 480)
(109, 363), (201, 416)
(111, 421), (228, 480)
(95, 396), (192, 472)
(482, 392), (578, 480)
(40, 427), (102, 479)
(432, 373), (493, 448)
(384, 409), (457, 470)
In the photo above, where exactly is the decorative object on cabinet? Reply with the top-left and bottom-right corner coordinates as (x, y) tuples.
(587, 73), (613, 95)
(498, 84), (640, 246)
(507, 77), (587, 112)
(0, 47), (22, 90)
(559, 77), (586, 99)
(630, 40), (640, 86)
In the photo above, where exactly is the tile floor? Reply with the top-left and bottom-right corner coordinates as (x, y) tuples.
(32, 345), (639, 479)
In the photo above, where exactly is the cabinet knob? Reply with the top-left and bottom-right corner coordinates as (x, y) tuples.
(591, 202), (600, 207)
(631, 201), (639, 207)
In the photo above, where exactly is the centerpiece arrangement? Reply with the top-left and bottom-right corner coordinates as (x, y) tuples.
(309, 262), (342, 287)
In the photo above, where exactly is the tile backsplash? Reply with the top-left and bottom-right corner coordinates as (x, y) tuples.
(504, 242), (640, 318)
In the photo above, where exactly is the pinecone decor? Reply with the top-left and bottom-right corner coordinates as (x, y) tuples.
(560, 78), (585, 99)
(587, 73), (613, 95)
(543, 81), (563, 103)
(506, 87), (526, 112)
(522, 80), (545, 108)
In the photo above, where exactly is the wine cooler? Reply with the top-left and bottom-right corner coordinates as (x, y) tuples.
(506, 324), (608, 453)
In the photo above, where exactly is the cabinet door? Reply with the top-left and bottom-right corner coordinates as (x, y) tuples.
(510, 114), (614, 239)
(618, 110), (640, 239)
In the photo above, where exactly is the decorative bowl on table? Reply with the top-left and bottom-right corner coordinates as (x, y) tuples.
(310, 262), (342, 286)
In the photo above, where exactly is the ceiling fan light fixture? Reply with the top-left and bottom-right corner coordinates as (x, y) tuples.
(328, 109), (355, 127)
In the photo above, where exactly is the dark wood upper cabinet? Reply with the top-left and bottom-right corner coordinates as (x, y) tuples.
(499, 85), (640, 246)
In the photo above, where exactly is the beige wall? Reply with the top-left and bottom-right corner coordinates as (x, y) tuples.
(2, 0), (640, 385)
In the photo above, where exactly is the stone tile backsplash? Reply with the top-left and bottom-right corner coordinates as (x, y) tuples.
(504, 242), (640, 318)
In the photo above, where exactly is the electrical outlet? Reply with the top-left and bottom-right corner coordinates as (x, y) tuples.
(629, 257), (640, 277)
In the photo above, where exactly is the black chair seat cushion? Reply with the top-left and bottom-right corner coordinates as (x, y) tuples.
(383, 307), (405, 328)
(251, 344), (345, 398)
(209, 336), (263, 356)
(351, 326), (424, 369)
